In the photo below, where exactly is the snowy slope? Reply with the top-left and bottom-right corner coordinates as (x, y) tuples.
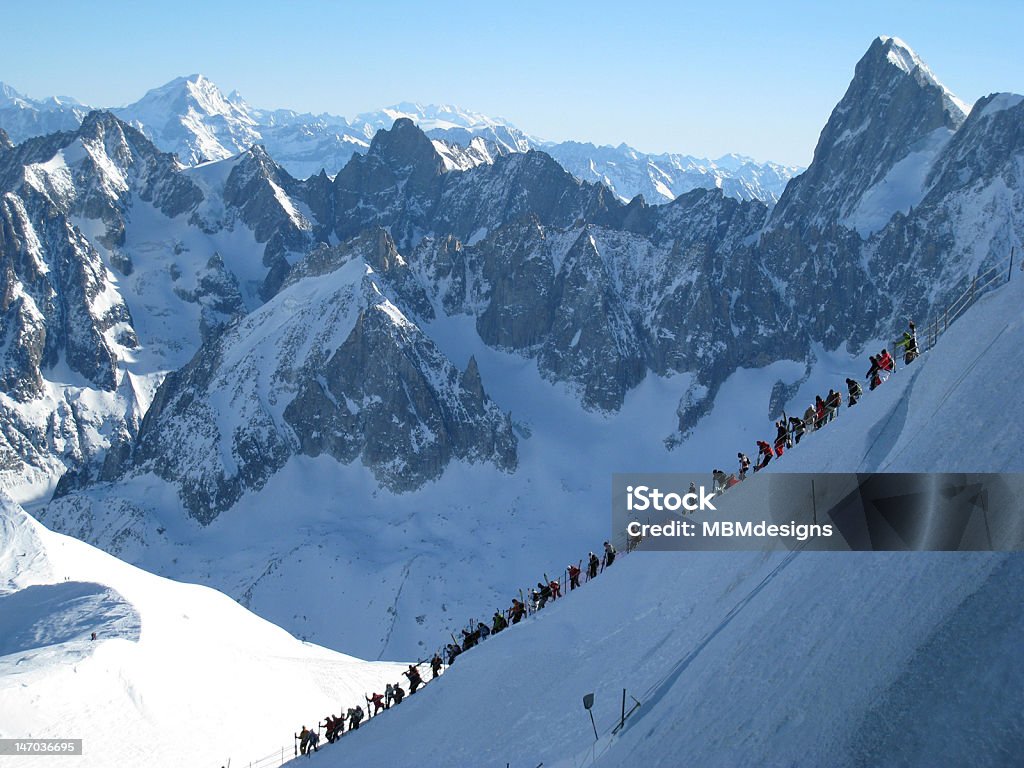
(37, 257), (1023, 668)
(269, 272), (1024, 768)
(281, 539), (1021, 767)
(755, 263), (1024, 474)
(38, 276), (829, 663)
(0, 494), (407, 768)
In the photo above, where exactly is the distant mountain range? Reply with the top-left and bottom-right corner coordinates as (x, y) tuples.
(0, 77), (799, 204)
(3, 36), (1022, 658)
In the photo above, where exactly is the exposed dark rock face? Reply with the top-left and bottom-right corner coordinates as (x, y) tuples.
(6, 38), (1024, 516)
(119, 232), (515, 523)
(771, 36), (967, 232)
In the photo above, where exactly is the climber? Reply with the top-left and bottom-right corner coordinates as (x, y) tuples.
(603, 541), (616, 567)
(867, 355), (882, 390)
(404, 664), (422, 694)
(754, 440), (773, 472)
(826, 389), (841, 421)
(446, 642), (462, 664)
(896, 321), (919, 364)
(803, 402), (816, 432)
(712, 468), (728, 493)
(325, 714), (343, 742)
(535, 581), (553, 609)
(879, 348), (895, 374)
(510, 598), (526, 624)
(846, 377), (862, 406)
(737, 452), (751, 480)
(568, 563), (582, 590)
(492, 610), (508, 634)
(587, 552), (600, 580)
(788, 414), (805, 445)
(774, 416), (788, 455)
(814, 395), (827, 429)
(370, 692), (385, 714)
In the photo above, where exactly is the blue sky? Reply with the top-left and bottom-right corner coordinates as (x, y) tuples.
(2, 0), (1021, 165)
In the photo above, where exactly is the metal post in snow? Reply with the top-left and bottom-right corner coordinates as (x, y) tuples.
(812, 479), (818, 525)
(621, 689), (626, 731)
(1010, 247), (1015, 282)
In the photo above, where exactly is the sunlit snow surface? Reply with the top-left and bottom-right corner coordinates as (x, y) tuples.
(14, 234), (1024, 767)
(0, 497), (408, 768)
(275, 275), (1024, 767)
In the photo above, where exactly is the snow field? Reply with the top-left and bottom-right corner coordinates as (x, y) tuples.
(0, 496), (409, 768)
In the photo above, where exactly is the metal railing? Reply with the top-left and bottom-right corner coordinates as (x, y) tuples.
(920, 248), (1017, 352)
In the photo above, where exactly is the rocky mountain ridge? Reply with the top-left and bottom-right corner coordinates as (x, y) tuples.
(3, 37), (1022, 521)
(5, 36), (1020, 662)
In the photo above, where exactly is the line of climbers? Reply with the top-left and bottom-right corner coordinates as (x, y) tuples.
(715, 321), (919, 489)
(447, 540), (616, 664)
(293, 540), (624, 758)
(294, 658), (431, 756)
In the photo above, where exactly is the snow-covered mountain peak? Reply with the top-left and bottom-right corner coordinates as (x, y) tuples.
(224, 88), (247, 107)
(0, 83), (92, 144)
(132, 74), (254, 129)
(877, 35), (924, 73)
(770, 36), (969, 233)
(869, 36), (970, 118)
(115, 74), (260, 165)
(353, 103), (535, 156)
(0, 81), (30, 108)
(374, 101), (518, 133)
(0, 82), (83, 112)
